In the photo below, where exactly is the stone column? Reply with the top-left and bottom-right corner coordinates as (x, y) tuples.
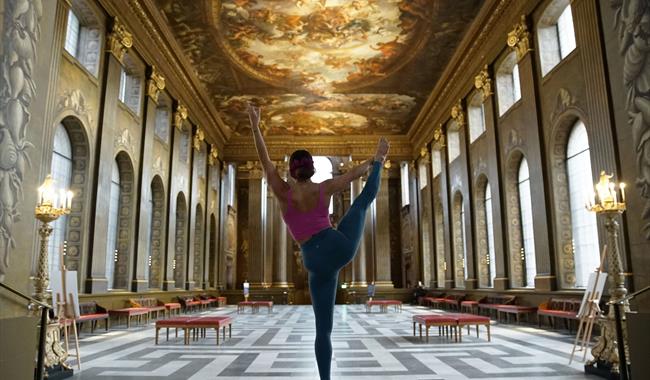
(374, 162), (393, 288)
(350, 176), (367, 287)
(86, 19), (133, 293)
(273, 161), (290, 287)
(131, 66), (164, 292)
(247, 161), (265, 288)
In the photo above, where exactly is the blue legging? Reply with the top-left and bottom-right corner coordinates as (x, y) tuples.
(300, 161), (382, 380)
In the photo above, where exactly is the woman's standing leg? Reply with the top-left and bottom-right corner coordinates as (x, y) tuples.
(308, 270), (339, 380)
(335, 160), (382, 266)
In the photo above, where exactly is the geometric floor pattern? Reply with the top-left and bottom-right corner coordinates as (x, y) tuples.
(70, 304), (599, 380)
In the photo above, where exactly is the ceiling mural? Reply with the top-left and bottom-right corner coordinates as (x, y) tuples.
(155, 0), (483, 136)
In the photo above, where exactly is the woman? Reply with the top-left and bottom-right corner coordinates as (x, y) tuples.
(248, 104), (389, 379)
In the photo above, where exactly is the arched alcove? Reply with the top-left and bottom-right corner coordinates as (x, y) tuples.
(174, 192), (188, 288)
(148, 176), (166, 289)
(193, 204), (205, 288)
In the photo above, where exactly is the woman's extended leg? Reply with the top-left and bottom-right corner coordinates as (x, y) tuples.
(335, 160), (382, 266)
(308, 270), (339, 380)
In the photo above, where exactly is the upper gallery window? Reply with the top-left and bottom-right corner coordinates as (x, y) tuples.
(432, 149), (442, 178)
(447, 121), (461, 163)
(119, 67), (143, 116)
(496, 52), (522, 116)
(400, 162), (410, 207)
(63, 6), (101, 76)
(538, 0), (577, 76)
(418, 159), (428, 190)
(468, 92), (487, 143)
(154, 106), (171, 144)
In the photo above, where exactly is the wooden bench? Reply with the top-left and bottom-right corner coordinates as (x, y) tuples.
(366, 300), (402, 313)
(178, 296), (201, 313)
(496, 304), (538, 324)
(129, 297), (167, 319)
(538, 298), (581, 330)
(441, 294), (466, 310)
(237, 300), (273, 314)
(77, 301), (110, 333)
(154, 316), (232, 345)
(477, 295), (516, 317)
(413, 313), (491, 343)
(217, 296), (227, 307)
(164, 302), (182, 316)
(109, 307), (150, 328)
(447, 313), (491, 342)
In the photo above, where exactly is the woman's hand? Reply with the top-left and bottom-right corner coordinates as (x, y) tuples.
(248, 103), (261, 129)
(374, 137), (389, 162)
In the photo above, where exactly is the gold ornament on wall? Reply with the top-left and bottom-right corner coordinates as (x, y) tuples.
(474, 65), (492, 101)
(433, 125), (446, 148)
(146, 66), (166, 104)
(450, 100), (465, 129)
(173, 104), (188, 130)
(106, 17), (133, 64)
(193, 128), (205, 151)
(507, 15), (532, 61)
(208, 144), (219, 166)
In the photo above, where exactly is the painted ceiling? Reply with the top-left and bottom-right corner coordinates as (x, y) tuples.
(155, 0), (483, 136)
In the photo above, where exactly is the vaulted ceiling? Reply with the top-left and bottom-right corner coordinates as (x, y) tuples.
(154, 0), (483, 137)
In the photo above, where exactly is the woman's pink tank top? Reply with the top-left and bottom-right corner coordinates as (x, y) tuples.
(282, 183), (331, 241)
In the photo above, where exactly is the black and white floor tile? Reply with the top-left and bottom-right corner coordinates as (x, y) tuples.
(70, 305), (598, 380)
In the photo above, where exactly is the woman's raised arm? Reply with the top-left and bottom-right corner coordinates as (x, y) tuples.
(248, 104), (289, 201)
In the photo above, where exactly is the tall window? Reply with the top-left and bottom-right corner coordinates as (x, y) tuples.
(313, 156), (334, 213)
(118, 67), (142, 115)
(400, 162), (410, 206)
(468, 93), (486, 143)
(418, 160), (428, 190)
(518, 158), (536, 287)
(145, 191), (153, 283)
(485, 184), (496, 287)
(154, 107), (170, 143)
(567, 121), (599, 287)
(432, 149), (442, 177)
(497, 52), (522, 116)
(106, 161), (121, 290)
(64, 10), (80, 56)
(538, 1), (577, 76)
(227, 163), (236, 207)
(48, 125), (73, 279)
(447, 128), (460, 162)
(460, 202), (468, 281)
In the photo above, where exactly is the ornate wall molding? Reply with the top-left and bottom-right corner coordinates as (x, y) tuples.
(473, 175), (490, 288)
(612, 0), (650, 238)
(474, 65), (493, 101)
(173, 103), (188, 131)
(507, 15), (532, 62)
(505, 150), (525, 287)
(450, 100), (466, 130)
(193, 127), (205, 151)
(208, 144), (219, 166)
(149, 176), (166, 288)
(174, 192), (187, 288)
(57, 89), (93, 128)
(146, 65), (165, 104)
(0, 0), (42, 282)
(106, 17), (133, 64)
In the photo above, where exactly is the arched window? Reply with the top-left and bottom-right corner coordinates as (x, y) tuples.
(313, 156), (334, 213)
(567, 121), (599, 287)
(496, 52), (522, 116)
(484, 184), (496, 287)
(106, 161), (121, 290)
(468, 92), (486, 143)
(518, 158), (536, 287)
(48, 125), (73, 278)
(400, 162), (410, 206)
(538, 0), (577, 76)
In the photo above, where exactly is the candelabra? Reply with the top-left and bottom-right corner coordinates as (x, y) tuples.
(34, 175), (72, 302)
(585, 171), (629, 378)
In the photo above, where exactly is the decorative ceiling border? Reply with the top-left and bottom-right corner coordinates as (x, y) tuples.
(99, 0), (230, 148)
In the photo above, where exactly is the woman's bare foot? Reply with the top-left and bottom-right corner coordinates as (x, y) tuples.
(374, 137), (389, 162)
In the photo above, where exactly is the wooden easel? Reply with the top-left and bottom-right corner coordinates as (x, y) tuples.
(569, 245), (607, 364)
(57, 244), (81, 370)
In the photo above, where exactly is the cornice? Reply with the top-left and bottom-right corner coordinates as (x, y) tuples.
(223, 135), (413, 162)
(99, 0), (230, 149)
(408, 0), (532, 151)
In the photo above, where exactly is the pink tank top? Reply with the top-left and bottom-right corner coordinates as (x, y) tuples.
(282, 183), (331, 241)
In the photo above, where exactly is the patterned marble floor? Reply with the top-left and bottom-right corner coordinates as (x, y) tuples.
(70, 304), (599, 380)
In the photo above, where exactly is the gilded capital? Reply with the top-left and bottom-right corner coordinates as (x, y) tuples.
(146, 66), (166, 104)
(382, 159), (392, 174)
(507, 15), (532, 61)
(474, 65), (492, 101)
(419, 147), (430, 164)
(208, 144), (219, 166)
(433, 125), (446, 148)
(193, 128), (205, 151)
(173, 104), (188, 130)
(245, 161), (264, 179)
(450, 100), (465, 129)
(106, 17), (133, 64)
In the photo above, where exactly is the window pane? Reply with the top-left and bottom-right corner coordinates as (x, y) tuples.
(400, 162), (410, 206)
(106, 161), (121, 290)
(485, 184), (496, 288)
(558, 5), (576, 58)
(64, 10), (80, 57)
(469, 103), (486, 143)
(432, 150), (442, 177)
(119, 69), (127, 103)
(512, 64), (522, 102)
(48, 125), (73, 280)
(518, 158), (536, 288)
(448, 130), (460, 162)
(567, 122), (599, 287)
(154, 107), (170, 143)
(418, 161), (428, 190)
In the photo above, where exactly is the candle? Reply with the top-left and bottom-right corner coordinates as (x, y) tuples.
(60, 190), (66, 209)
(67, 191), (73, 209)
(609, 183), (617, 205)
(620, 183), (626, 203)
